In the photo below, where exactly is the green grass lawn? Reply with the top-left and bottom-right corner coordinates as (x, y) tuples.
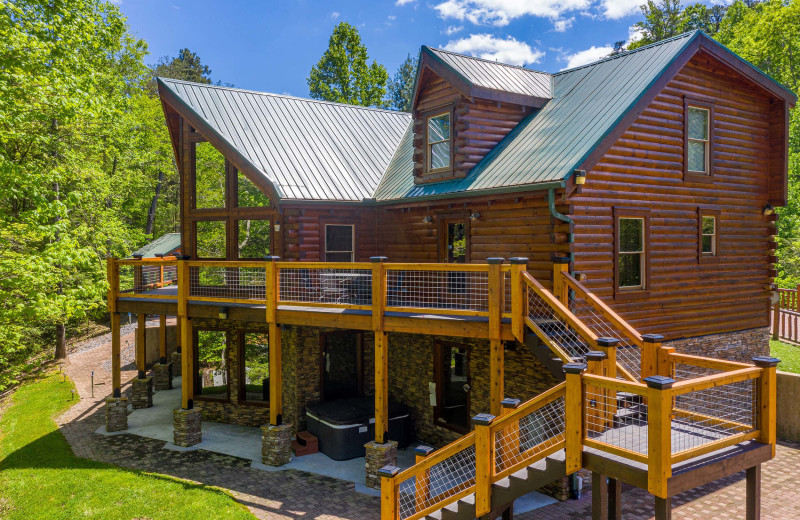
(0, 372), (255, 520)
(770, 339), (800, 374)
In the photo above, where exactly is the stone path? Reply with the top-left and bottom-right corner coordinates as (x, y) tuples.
(57, 332), (800, 519)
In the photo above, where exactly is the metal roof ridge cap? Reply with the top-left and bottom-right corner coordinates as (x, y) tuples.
(422, 46), (476, 91)
(427, 46), (553, 76)
(156, 77), (414, 116)
(553, 31), (699, 77)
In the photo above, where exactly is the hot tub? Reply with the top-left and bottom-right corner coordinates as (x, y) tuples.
(306, 397), (413, 460)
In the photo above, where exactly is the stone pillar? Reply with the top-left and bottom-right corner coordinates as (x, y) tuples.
(365, 440), (398, 489)
(261, 423), (293, 466)
(105, 397), (128, 432)
(171, 351), (181, 377)
(153, 363), (172, 391)
(173, 408), (202, 447)
(131, 376), (153, 409)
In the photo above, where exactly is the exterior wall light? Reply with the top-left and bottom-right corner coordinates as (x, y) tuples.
(422, 215), (433, 223)
(218, 307), (228, 320)
(274, 223), (281, 232)
(470, 212), (480, 221)
(763, 203), (774, 216)
(574, 170), (587, 185)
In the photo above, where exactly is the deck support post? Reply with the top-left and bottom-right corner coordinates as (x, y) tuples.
(564, 362), (587, 474)
(746, 464), (761, 520)
(136, 313), (147, 379)
(753, 356), (779, 458)
(552, 256), (570, 303)
(488, 257), (504, 416)
(591, 473), (608, 520)
(654, 496), (672, 520)
(509, 257), (528, 343)
(265, 256), (283, 426)
(473, 413), (496, 517)
(608, 477), (621, 520)
(159, 314), (167, 364)
(111, 311), (121, 398)
(177, 257), (194, 410)
(644, 375), (675, 498)
(371, 257), (388, 443)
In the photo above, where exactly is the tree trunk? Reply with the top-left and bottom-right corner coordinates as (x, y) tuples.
(145, 170), (164, 236)
(55, 322), (66, 359)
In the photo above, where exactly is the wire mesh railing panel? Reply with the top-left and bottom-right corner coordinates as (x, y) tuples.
(386, 269), (489, 313)
(396, 444), (477, 520)
(527, 285), (591, 359)
(494, 395), (566, 475)
(189, 265), (266, 300)
(117, 263), (177, 295)
(584, 383), (649, 456)
(279, 267), (372, 306)
(671, 377), (758, 455)
(672, 361), (723, 381)
(504, 270), (512, 315)
(568, 289), (641, 379)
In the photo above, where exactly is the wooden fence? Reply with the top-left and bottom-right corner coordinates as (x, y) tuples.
(773, 287), (800, 344)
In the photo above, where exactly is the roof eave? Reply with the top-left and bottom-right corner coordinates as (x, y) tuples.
(374, 180), (566, 205)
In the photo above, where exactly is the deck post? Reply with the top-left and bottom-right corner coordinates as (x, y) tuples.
(591, 473), (608, 520)
(473, 413), (496, 517)
(177, 257), (193, 410)
(746, 464), (761, 520)
(371, 257), (389, 443)
(644, 375), (675, 498)
(608, 477), (621, 520)
(378, 465), (400, 520)
(111, 311), (121, 398)
(552, 256), (570, 303)
(753, 356), (780, 458)
(500, 398), (521, 470)
(136, 313), (147, 379)
(414, 445), (434, 513)
(585, 352), (607, 433)
(564, 362), (587, 474)
(654, 496), (672, 520)
(597, 338), (619, 428)
(265, 256), (283, 426)
(641, 334), (664, 380)
(159, 314), (167, 364)
(488, 257), (505, 416)
(509, 257), (528, 342)
(106, 257), (117, 314)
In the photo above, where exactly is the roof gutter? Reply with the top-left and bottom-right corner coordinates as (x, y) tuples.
(372, 180), (565, 205)
(548, 187), (574, 263)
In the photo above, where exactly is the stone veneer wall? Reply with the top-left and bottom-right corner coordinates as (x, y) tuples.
(664, 327), (769, 363)
(192, 318), (270, 427)
(387, 333), (560, 448)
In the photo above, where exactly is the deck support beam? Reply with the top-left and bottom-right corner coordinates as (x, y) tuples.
(136, 313), (146, 379)
(111, 312), (121, 398)
(746, 465), (761, 520)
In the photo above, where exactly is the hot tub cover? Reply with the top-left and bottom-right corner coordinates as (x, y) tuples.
(306, 397), (408, 426)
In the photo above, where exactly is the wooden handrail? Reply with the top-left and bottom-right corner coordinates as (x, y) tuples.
(392, 432), (476, 483)
(117, 258), (179, 266)
(580, 373), (648, 395)
(562, 273), (643, 347)
(670, 366), (762, 395)
(489, 382), (566, 432)
(522, 272), (599, 346)
(668, 352), (753, 371)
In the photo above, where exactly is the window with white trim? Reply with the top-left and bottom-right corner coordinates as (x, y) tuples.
(618, 217), (645, 289)
(427, 112), (451, 171)
(325, 224), (354, 262)
(687, 106), (710, 174)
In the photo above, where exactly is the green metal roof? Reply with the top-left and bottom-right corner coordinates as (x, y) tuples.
(132, 233), (181, 258)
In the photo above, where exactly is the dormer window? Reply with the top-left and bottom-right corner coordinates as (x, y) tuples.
(427, 111), (451, 172)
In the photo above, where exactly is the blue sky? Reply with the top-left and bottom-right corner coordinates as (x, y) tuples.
(117, 0), (707, 98)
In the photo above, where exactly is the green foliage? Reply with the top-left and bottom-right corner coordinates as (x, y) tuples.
(387, 54), (417, 112)
(308, 22), (388, 108)
(770, 340), (800, 373)
(148, 47), (213, 95)
(0, 372), (255, 518)
(629, 0), (728, 50)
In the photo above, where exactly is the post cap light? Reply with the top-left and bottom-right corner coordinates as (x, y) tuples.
(218, 307), (228, 320)
(763, 203), (774, 216)
(574, 169), (587, 185)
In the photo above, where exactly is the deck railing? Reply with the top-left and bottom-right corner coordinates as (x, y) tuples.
(772, 286), (800, 343)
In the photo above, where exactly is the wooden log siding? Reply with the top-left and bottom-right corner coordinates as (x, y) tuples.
(376, 193), (571, 285)
(570, 52), (777, 340)
(413, 69), (532, 183)
(280, 204), (378, 262)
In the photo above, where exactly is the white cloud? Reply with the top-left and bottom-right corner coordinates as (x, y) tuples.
(553, 17), (574, 32)
(109, 0), (122, 4)
(330, 11), (340, 19)
(388, 15), (397, 20)
(396, 0), (416, 5)
(444, 25), (464, 35)
(601, 0), (642, 19)
(561, 45), (613, 69)
(444, 34), (544, 66)
(626, 25), (645, 46)
(434, 0), (592, 27)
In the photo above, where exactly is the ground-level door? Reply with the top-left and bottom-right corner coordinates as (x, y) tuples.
(434, 341), (471, 433)
(320, 331), (363, 402)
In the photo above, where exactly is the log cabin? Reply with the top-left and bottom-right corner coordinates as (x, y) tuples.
(105, 31), (794, 519)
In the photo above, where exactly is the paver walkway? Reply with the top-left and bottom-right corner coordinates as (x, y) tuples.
(57, 328), (800, 519)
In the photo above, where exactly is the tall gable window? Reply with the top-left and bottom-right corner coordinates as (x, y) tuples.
(684, 98), (714, 181)
(427, 112), (451, 172)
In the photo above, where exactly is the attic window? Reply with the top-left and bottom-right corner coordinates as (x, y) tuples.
(684, 98), (714, 181)
(427, 112), (451, 172)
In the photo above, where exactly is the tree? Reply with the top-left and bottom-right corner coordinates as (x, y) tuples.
(387, 54), (417, 112)
(307, 22), (388, 107)
(629, 0), (684, 50)
(148, 48), (213, 94)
